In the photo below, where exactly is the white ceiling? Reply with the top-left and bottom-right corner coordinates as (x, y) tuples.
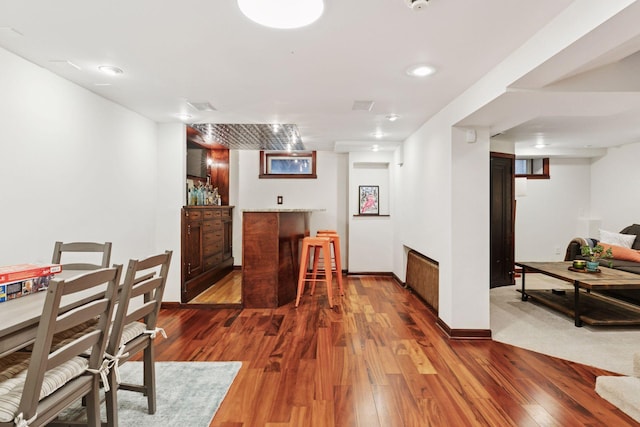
(3, 0), (637, 154)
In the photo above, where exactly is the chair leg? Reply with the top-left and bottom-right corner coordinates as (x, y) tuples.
(85, 376), (101, 427)
(105, 368), (119, 427)
(332, 239), (344, 296)
(144, 345), (156, 414)
(310, 246), (321, 296)
(296, 243), (310, 307)
(323, 241), (333, 307)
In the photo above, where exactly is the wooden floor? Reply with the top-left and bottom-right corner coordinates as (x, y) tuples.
(152, 274), (637, 426)
(190, 269), (242, 304)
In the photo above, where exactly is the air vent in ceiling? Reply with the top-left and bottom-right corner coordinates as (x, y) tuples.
(352, 100), (374, 111)
(187, 101), (217, 112)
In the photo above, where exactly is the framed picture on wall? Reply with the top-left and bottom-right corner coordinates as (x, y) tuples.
(359, 185), (379, 215)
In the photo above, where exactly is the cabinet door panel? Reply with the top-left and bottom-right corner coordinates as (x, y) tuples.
(184, 220), (203, 279)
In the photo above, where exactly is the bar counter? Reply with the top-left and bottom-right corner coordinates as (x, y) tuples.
(241, 209), (322, 308)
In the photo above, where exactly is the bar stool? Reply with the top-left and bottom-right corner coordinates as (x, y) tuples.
(314, 230), (344, 297)
(296, 236), (334, 307)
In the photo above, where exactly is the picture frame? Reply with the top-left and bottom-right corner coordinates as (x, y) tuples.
(358, 185), (379, 215)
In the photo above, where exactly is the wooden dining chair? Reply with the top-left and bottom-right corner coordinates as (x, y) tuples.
(0, 266), (122, 427)
(52, 241), (113, 271)
(104, 250), (172, 426)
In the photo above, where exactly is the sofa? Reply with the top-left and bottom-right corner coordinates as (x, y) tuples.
(565, 224), (640, 305)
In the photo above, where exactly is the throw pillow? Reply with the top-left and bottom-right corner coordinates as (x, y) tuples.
(620, 224), (640, 250)
(599, 229), (637, 248)
(599, 243), (640, 263)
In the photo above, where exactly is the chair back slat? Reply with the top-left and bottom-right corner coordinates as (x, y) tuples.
(48, 330), (101, 369)
(125, 303), (156, 326)
(130, 277), (163, 299)
(52, 241), (112, 270)
(54, 299), (110, 333)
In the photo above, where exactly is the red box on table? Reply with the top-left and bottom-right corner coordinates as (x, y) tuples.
(0, 263), (62, 284)
(0, 263), (62, 302)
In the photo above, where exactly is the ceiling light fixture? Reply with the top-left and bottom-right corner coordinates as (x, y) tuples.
(177, 113), (192, 121)
(98, 65), (124, 76)
(372, 131), (385, 139)
(385, 114), (400, 122)
(372, 145), (380, 152)
(237, 0), (324, 29)
(406, 64), (436, 77)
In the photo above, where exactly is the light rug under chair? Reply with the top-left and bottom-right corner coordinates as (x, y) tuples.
(58, 361), (241, 426)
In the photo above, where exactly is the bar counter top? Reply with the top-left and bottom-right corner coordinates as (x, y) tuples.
(241, 208), (325, 212)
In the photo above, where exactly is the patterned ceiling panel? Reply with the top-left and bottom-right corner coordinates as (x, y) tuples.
(190, 123), (307, 151)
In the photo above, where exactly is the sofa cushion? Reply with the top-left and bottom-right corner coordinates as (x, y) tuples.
(600, 244), (640, 263)
(600, 229), (637, 248)
(620, 224), (640, 250)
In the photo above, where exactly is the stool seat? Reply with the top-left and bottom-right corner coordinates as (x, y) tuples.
(296, 236), (334, 307)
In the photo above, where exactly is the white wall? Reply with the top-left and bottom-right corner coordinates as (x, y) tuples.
(233, 150), (349, 267)
(514, 142), (640, 262)
(156, 123), (187, 301)
(514, 157), (592, 262)
(590, 142), (640, 233)
(0, 47), (165, 273)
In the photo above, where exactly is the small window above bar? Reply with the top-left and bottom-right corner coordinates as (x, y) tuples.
(259, 151), (317, 179)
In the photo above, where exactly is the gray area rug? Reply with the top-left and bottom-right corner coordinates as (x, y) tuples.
(58, 361), (241, 426)
(491, 276), (640, 375)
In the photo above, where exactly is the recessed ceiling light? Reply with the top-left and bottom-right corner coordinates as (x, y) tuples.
(385, 114), (400, 122)
(535, 142), (547, 149)
(177, 113), (192, 121)
(98, 65), (124, 76)
(237, 0), (324, 29)
(406, 64), (436, 77)
(372, 144), (380, 152)
(372, 131), (385, 139)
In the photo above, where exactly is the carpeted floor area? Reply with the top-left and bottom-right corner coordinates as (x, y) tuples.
(491, 274), (640, 376)
(58, 361), (241, 426)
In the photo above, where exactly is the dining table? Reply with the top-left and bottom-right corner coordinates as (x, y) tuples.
(0, 269), (99, 358)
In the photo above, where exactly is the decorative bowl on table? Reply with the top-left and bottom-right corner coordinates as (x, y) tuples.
(572, 260), (586, 270)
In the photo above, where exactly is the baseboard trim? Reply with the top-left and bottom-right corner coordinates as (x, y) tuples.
(347, 271), (394, 277)
(436, 318), (492, 340)
(161, 302), (242, 310)
(392, 273), (405, 287)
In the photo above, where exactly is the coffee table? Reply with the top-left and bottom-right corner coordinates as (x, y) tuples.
(516, 261), (640, 327)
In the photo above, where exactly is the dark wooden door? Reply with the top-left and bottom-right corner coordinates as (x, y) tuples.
(490, 154), (515, 288)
